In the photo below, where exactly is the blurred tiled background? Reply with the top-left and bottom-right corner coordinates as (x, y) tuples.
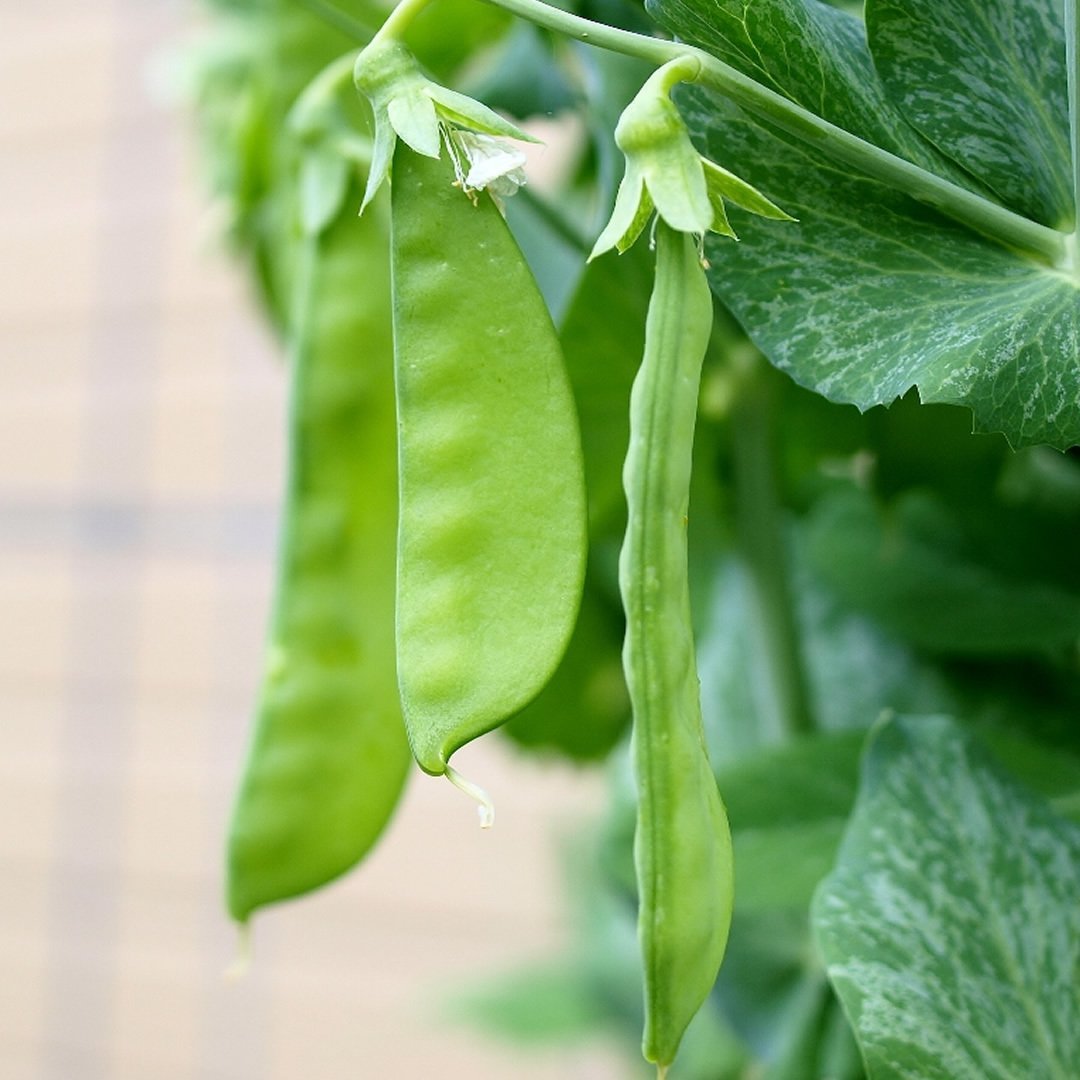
(0, 3), (623, 1077)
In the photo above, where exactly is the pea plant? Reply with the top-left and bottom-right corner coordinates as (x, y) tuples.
(190, 0), (1080, 1074)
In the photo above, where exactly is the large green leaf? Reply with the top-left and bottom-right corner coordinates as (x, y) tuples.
(649, 0), (1080, 448)
(866, 0), (1071, 228)
(694, 92), (1080, 447)
(647, 0), (966, 174)
(813, 715), (1080, 1079)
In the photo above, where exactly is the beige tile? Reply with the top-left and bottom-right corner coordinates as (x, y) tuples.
(145, 360), (283, 503)
(2, 323), (90, 400)
(2, 688), (63, 772)
(0, 381), (85, 495)
(0, 554), (73, 691)
(0, 14), (118, 140)
(131, 560), (221, 698)
(0, 770), (59, 866)
(108, 905), (204, 1080)
(0, 870), (51, 1069)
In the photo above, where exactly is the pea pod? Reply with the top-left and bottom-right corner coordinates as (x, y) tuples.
(621, 220), (734, 1073)
(226, 187), (410, 924)
(389, 146), (587, 778)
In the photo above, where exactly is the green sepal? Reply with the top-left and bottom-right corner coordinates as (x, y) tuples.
(387, 90), (440, 157)
(427, 84), (541, 144)
(708, 188), (736, 240)
(590, 162), (648, 259)
(619, 183), (655, 253)
(702, 158), (794, 223)
(361, 104), (396, 212)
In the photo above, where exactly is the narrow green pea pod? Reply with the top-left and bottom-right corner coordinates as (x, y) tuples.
(621, 220), (734, 1074)
(390, 146), (587, 784)
(226, 188), (411, 925)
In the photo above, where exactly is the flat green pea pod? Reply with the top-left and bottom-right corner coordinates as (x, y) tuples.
(390, 145), (587, 789)
(621, 220), (734, 1074)
(226, 185), (411, 926)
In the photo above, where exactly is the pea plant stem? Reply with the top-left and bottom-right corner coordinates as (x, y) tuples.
(730, 360), (815, 741)
(1065, 0), (1079, 269)
(478, 0), (1066, 265)
(374, 0), (435, 43)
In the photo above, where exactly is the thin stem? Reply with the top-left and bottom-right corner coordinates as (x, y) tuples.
(374, 0), (436, 43)
(292, 0), (376, 41)
(1066, 0), (1079, 269)
(478, 0), (1066, 264)
(731, 359), (815, 740)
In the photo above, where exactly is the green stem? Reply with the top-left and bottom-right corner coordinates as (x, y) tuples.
(730, 359), (814, 740)
(478, 0), (1066, 264)
(1066, 0), (1079, 268)
(374, 0), (436, 43)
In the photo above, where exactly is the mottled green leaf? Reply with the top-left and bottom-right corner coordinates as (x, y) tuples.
(647, 0), (966, 175)
(689, 89), (1080, 447)
(866, 0), (1071, 227)
(650, 0), (1080, 447)
(814, 715), (1080, 1079)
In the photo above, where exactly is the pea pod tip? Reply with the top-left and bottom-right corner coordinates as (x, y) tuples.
(445, 764), (496, 829)
(223, 921), (253, 983)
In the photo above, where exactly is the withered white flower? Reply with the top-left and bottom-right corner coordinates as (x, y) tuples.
(445, 130), (528, 199)
(354, 38), (538, 211)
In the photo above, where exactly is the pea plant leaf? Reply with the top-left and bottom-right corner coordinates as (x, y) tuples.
(646, 0), (972, 178)
(648, 0), (1080, 448)
(865, 0), (1071, 228)
(813, 715), (1080, 1079)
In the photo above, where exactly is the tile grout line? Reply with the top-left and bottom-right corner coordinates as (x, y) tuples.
(38, 3), (176, 1077)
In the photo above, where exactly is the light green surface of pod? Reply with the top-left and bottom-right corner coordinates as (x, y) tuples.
(390, 146), (588, 775)
(227, 192), (410, 923)
(620, 222), (734, 1071)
